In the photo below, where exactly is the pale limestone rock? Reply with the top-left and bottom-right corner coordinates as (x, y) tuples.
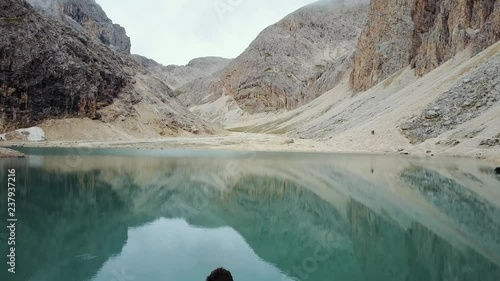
(178, 0), (370, 113)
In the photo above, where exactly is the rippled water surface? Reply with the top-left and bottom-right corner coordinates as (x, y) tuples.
(1, 148), (500, 281)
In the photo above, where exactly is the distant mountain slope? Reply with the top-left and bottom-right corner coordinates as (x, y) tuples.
(177, 0), (369, 114)
(351, 0), (499, 92)
(27, 0), (131, 53)
(0, 0), (218, 138)
(132, 55), (231, 89)
(227, 41), (500, 160)
(186, 0), (499, 160)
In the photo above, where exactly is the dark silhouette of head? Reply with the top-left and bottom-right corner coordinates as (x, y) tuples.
(206, 267), (234, 281)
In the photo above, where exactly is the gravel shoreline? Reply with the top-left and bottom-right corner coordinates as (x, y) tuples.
(0, 147), (27, 158)
(2, 132), (499, 165)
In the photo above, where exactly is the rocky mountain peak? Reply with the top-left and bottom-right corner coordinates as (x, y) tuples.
(178, 0), (370, 113)
(27, 0), (131, 53)
(0, 0), (217, 137)
(186, 57), (231, 69)
(132, 55), (231, 89)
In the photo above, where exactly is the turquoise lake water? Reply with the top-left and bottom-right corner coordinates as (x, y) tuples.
(0, 148), (499, 281)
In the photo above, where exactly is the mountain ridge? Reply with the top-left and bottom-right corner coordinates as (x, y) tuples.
(27, 0), (131, 53)
(131, 55), (231, 89)
(177, 0), (370, 114)
(0, 0), (219, 138)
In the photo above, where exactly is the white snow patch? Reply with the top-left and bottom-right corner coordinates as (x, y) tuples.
(0, 127), (46, 142)
(17, 127), (46, 141)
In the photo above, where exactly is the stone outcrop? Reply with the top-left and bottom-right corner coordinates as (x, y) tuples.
(401, 53), (500, 143)
(1, 0), (126, 130)
(27, 0), (131, 53)
(0, 0), (217, 135)
(0, 126), (46, 141)
(132, 55), (231, 89)
(178, 0), (369, 113)
(351, 0), (500, 92)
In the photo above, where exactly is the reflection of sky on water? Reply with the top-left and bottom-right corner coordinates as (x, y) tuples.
(93, 218), (294, 281)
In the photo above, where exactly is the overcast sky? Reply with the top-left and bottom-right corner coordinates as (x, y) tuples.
(96, 0), (317, 66)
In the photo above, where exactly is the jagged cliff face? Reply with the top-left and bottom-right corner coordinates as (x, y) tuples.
(0, 0), (217, 136)
(131, 55), (231, 89)
(178, 0), (369, 113)
(27, 0), (131, 53)
(351, 0), (500, 92)
(0, 0), (128, 130)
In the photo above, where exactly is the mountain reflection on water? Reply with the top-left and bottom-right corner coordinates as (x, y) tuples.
(0, 148), (499, 281)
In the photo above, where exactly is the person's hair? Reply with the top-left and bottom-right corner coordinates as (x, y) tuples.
(206, 267), (234, 281)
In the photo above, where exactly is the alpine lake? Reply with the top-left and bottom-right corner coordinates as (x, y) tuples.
(1, 147), (499, 281)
